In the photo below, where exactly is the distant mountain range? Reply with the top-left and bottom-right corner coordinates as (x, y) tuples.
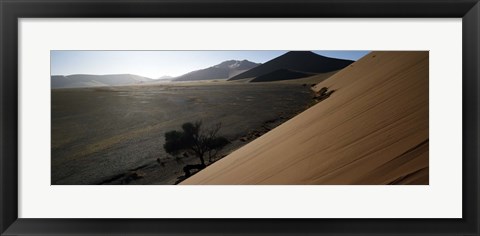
(172, 60), (260, 82)
(51, 74), (153, 89)
(228, 51), (354, 81)
(51, 51), (355, 88)
(51, 60), (260, 89)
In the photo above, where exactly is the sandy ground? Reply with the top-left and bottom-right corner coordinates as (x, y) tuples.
(181, 51), (429, 185)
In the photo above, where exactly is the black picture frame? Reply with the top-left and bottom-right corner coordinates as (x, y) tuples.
(1, 0), (479, 235)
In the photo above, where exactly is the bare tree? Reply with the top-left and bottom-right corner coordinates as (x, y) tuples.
(164, 121), (229, 166)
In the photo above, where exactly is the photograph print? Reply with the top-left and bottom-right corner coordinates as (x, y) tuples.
(51, 50), (428, 185)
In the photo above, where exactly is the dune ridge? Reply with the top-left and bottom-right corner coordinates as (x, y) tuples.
(181, 51), (429, 185)
(228, 51), (353, 81)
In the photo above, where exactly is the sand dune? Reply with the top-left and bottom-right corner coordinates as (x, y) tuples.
(181, 51), (428, 185)
(228, 51), (353, 81)
(275, 70), (341, 86)
(173, 60), (259, 81)
(250, 69), (315, 82)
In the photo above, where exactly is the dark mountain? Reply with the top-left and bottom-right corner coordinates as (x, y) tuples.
(228, 51), (353, 81)
(173, 60), (260, 81)
(250, 69), (315, 82)
(51, 74), (153, 89)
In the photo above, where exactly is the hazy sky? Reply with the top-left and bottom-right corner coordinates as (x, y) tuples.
(51, 51), (370, 79)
